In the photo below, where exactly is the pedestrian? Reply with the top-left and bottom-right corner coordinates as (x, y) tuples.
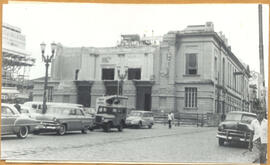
(249, 109), (268, 163)
(14, 100), (21, 113)
(168, 112), (174, 129)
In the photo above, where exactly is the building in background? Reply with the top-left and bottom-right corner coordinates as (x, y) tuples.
(152, 22), (250, 125)
(2, 23), (35, 103)
(33, 34), (158, 110)
(33, 22), (251, 125)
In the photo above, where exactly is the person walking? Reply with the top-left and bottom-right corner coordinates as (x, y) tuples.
(168, 112), (174, 129)
(249, 109), (268, 163)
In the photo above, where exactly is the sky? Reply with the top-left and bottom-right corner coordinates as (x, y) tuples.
(2, 3), (269, 86)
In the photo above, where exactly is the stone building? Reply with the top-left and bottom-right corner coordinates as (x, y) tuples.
(34, 34), (158, 110)
(33, 22), (251, 117)
(154, 22), (250, 116)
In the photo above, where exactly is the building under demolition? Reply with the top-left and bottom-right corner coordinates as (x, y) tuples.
(2, 23), (35, 102)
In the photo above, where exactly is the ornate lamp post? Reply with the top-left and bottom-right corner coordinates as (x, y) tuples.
(40, 42), (57, 114)
(117, 65), (128, 96)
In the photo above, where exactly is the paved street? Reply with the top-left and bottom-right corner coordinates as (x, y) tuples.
(1, 124), (256, 163)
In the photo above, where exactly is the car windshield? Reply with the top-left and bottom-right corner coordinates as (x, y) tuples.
(225, 113), (256, 123)
(97, 107), (113, 114)
(129, 112), (142, 117)
(225, 113), (242, 121)
(46, 107), (72, 115)
(241, 115), (256, 123)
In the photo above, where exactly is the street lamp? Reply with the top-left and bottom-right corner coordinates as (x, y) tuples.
(40, 42), (57, 114)
(117, 65), (128, 96)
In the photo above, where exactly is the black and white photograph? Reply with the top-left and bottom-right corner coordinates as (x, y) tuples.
(1, 2), (269, 164)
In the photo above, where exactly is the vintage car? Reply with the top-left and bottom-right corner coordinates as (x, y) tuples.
(33, 105), (94, 135)
(23, 101), (83, 114)
(93, 95), (128, 132)
(20, 106), (41, 119)
(1, 103), (39, 139)
(125, 110), (154, 128)
(94, 105), (127, 132)
(216, 111), (257, 146)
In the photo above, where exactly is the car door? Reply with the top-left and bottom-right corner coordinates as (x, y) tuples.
(66, 109), (78, 131)
(1, 106), (17, 134)
(74, 109), (85, 130)
(77, 109), (91, 129)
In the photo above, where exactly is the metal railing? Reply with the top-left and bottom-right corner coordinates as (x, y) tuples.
(154, 112), (207, 127)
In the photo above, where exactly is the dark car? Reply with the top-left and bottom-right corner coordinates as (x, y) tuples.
(33, 104), (94, 135)
(216, 111), (257, 146)
(1, 103), (39, 139)
(94, 105), (127, 132)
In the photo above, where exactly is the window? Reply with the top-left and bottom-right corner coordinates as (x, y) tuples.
(128, 68), (141, 80)
(222, 58), (225, 85)
(186, 54), (197, 75)
(47, 87), (53, 102)
(75, 109), (83, 115)
(2, 106), (14, 115)
(102, 68), (115, 80)
(214, 57), (218, 79)
(185, 88), (197, 108)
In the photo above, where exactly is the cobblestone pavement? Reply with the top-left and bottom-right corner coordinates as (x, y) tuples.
(1, 124), (257, 163)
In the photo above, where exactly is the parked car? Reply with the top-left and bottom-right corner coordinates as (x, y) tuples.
(33, 104), (94, 135)
(94, 105), (127, 132)
(83, 107), (96, 117)
(23, 101), (83, 114)
(216, 111), (257, 146)
(20, 106), (41, 119)
(126, 110), (154, 128)
(1, 103), (39, 139)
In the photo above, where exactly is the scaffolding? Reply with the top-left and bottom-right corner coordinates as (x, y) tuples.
(2, 23), (35, 103)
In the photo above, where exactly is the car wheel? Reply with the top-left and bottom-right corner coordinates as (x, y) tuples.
(118, 122), (124, 132)
(103, 122), (111, 132)
(57, 124), (66, 136)
(148, 124), (152, 129)
(33, 130), (40, 135)
(81, 127), (88, 134)
(218, 138), (225, 146)
(17, 126), (29, 139)
(138, 121), (142, 129)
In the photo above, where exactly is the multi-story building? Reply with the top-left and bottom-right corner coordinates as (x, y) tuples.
(152, 22), (250, 117)
(33, 22), (250, 120)
(2, 23), (35, 102)
(33, 34), (158, 110)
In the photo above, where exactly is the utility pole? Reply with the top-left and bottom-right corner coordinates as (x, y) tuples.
(258, 4), (266, 111)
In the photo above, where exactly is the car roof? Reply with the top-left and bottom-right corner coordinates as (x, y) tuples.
(24, 101), (83, 107)
(2, 103), (14, 107)
(48, 104), (83, 109)
(99, 105), (127, 109)
(228, 111), (256, 116)
(98, 95), (128, 100)
(1, 103), (20, 112)
(130, 110), (153, 113)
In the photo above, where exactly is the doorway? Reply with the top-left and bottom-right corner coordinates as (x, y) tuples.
(136, 87), (152, 111)
(77, 86), (91, 107)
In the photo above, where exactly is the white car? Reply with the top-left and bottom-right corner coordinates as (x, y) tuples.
(125, 110), (154, 128)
